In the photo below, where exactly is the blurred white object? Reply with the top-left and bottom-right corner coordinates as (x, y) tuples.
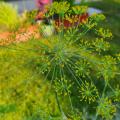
(37, 20), (43, 25)
(88, 7), (102, 15)
(75, 0), (81, 4)
(75, 0), (101, 4)
(38, 20), (54, 37)
(41, 25), (54, 37)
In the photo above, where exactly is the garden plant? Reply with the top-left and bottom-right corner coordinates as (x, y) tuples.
(0, 2), (20, 31)
(0, 1), (120, 120)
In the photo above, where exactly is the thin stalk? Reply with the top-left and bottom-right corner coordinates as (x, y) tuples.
(55, 91), (67, 119)
(102, 80), (108, 97)
(60, 66), (74, 113)
(65, 62), (81, 87)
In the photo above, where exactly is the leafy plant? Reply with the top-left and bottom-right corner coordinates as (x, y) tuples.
(54, 0), (75, 5)
(25, 10), (38, 24)
(0, 2), (19, 31)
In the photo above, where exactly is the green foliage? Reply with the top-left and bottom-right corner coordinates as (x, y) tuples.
(0, 104), (16, 114)
(0, 1), (120, 120)
(54, 0), (74, 5)
(96, 28), (113, 38)
(72, 6), (88, 15)
(45, 1), (70, 17)
(113, 85), (120, 102)
(0, 45), (61, 120)
(82, 0), (120, 50)
(25, 10), (38, 24)
(0, 2), (19, 31)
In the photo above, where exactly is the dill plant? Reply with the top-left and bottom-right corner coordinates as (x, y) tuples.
(0, 1), (120, 120)
(34, 1), (120, 119)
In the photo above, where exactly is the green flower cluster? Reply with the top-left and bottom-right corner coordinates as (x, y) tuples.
(79, 81), (99, 104)
(97, 97), (116, 120)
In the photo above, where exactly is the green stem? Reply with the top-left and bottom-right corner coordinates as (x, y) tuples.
(55, 91), (62, 112)
(102, 80), (108, 97)
(55, 91), (67, 120)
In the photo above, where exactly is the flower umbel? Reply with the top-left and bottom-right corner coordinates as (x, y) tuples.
(92, 38), (110, 53)
(54, 77), (72, 96)
(79, 81), (99, 104)
(75, 60), (90, 77)
(97, 97), (116, 120)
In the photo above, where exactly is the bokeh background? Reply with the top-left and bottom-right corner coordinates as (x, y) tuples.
(4, 0), (120, 51)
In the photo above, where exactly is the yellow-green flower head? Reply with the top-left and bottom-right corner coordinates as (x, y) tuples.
(54, 77), (72, 96)
(75, 60), (90, 77)
(116, 53), (120, 62)
(97, 97), (116, 120)
(97, 56), (117, 80)
(97, 28), (112, 38)
(113, 85), (120, 102)
(92, 38), (110, 52)
(47, 1), (70, 15)
(79, 81), (99, 104)
(90, 13), (106, 22)
(72, 6), (88, 15)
